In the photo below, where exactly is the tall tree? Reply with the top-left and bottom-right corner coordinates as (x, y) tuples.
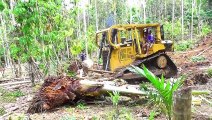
(172, 0), (175, 40)
(95, 0), (98, 31)
(142, 0), (146, 23)
(191, 0), (194, 40)
(181, 0), (184, 40)
(83, 3), (88, 57)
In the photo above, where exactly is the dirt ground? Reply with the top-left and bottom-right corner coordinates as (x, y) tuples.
(0, 34), (212, 120)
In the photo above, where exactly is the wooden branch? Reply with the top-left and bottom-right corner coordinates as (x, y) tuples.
(91, 77), (115, 82)
(196, 45), (212, 57)
(0, 80), (38, 87)
(192, 90), (211, 95)
(0, 77), (30, 83)
(199, 95), (212, 105)
(88, 69), (114, 74)
(6, 85), (23, 89)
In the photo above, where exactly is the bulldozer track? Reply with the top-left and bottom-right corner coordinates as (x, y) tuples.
(114, 51), (178, 80)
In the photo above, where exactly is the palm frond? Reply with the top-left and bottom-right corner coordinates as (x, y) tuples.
(128, 65), (183, 120)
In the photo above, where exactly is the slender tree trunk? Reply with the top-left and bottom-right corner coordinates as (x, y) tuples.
(155, 3), (157, 21)
(198, 0), (202, 35)
(0, 14), (7, 68)
(130, 5), (132, 23)
(209, 0), (212, 7)
(165, 0), (167, 20)
(95, 0), (98, 31)
(191, 0), (194, 40)
(172, 0), (175, 41)
(83, 7), (88, 57)
(77, 3), (81, 38)
(10, 0), (16, 25)
(18, 58), (22, 77)
(0, 13), (11, 67)
(158, 0), (161, 22)
(28, 57), (35, 86)
(65, 37), (70, 59)
(114, 0), (117, 24)
(143, 0), (146, 23)
(181, 0), (184, 41)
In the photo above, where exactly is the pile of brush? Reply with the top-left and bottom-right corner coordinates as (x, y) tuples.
(27, 76), (102, 113)
(27, 71), (145, 113)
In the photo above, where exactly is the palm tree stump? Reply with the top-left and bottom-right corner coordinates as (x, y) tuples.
(173, 87), (192, 120)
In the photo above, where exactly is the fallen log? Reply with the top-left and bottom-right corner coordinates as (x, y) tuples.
(27, 76), (146, 113)
(192, 90), (211, 95)
(80, 79), (145, 95)
(196, 45), (212, 57)
(0, 80), (38, 87)
(0, 77), (30, 84)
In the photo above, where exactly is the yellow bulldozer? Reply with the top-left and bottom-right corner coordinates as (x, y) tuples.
(95, 23), (177, 80)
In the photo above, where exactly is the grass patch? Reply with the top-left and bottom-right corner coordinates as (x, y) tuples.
(8, 113), (28, 120)
(0, 107), (6, 116)
(76, 102), (86, 110)
(191, 56), (205, 62)
(0, 87), (25, 103)
(106, 107), (134, 120)
(207, 68), (212, 78)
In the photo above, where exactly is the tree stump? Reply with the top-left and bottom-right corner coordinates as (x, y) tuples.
(173, 87), (192, 120)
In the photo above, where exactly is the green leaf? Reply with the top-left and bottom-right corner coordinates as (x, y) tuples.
(129, 65), (184, 119)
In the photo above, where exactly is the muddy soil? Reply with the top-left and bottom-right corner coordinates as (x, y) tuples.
(0, 34), (212, 120)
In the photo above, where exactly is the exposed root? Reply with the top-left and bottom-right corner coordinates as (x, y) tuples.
(27, 76), (102, 113)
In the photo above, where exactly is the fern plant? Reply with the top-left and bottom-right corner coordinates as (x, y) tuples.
(129, 65), (183, 120)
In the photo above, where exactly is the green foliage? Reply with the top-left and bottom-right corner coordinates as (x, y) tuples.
(76, 102), (86, 110)
(0, 107), (6, 116)
(129, 65), (183, 120)
(106, 107), (133, 120)
(207, 68), (212, 78)
(108, 91), (121, 119)
(0, 88), (24, 103)
(119, 108), (134, 120)
(108, 91), (120, 106)
(191, 56), (205, 62)
(140, 83), (149, 91)
(201, 24), (212, 36)
(0, 2), (5, 11)
(149, 111), (155, 120)
(70, 40), (83, 56)
(163, 21), (184, 41)
(90, 116), (98, 120)
(8, 113), (27, 120)
(175, 40), (194, 51)
(60, 114), (76, 120)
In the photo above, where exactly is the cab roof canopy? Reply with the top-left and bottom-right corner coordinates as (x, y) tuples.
(96, 23), (161, 34)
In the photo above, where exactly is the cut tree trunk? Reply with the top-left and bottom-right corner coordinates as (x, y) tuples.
(173, 87), (192, 120)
